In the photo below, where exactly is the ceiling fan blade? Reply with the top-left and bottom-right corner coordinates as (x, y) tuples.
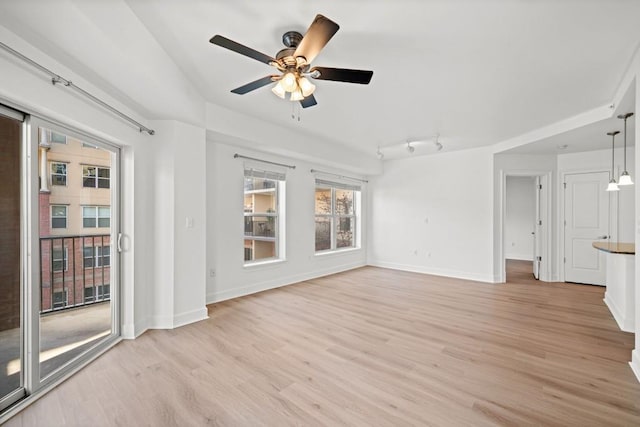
(231, 75), (277, 94)
(210, 35), (276, 65)
(300, 94), (318, 108)
(310, 67), (373, 84)
(293, 15), (339, 64)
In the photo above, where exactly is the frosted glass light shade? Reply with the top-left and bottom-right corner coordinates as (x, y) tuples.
(618, 171), (634, 186)
(271, 81), (286, 99)
(281, 72), (297, 92)
(290, 88), (304, 101)
(606, 180), (620, 192)
(298, 76), (316, 97)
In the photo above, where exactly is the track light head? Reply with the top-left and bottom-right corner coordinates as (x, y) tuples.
(406, 142), (415, 153)
(376, 146), (384, 159)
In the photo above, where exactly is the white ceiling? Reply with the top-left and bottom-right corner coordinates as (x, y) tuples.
(1, 0), (640, 159)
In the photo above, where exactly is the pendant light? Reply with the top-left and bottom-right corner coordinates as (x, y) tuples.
(617, 112), (634, 186)
(606, 131), (620, 192)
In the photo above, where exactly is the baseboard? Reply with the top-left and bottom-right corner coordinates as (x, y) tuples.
(173, 307), (209, 328)
(631, 350), (640, 383)
(148, 314), (174, 330)
(207, 261), (365, 304)
(367, 260), (496, 283)
(122, 318), (149, 339)
(603, 293), (634, 332)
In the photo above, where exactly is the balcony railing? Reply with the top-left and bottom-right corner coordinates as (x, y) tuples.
(244, 217), (275, 238)
(39, 234), (111, 313)
(244, 179), (276, 192)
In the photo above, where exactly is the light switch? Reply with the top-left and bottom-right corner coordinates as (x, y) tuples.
(186, 217), (194, 228)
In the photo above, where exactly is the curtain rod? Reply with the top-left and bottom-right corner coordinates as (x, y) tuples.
(310, 169), (368, 183)
(0, 41), (155, 135)
(234, 153), (296, 169)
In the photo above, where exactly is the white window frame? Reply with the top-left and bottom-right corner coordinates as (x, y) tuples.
(315, 180), (361, 253)
(243, 167), (286, 265)
(82, 206), (110, 228)
(83, 245), (110, 269)
(50, 162), (67, 186)
(51, 205), (67, 229)
(82, 165), (110, 189)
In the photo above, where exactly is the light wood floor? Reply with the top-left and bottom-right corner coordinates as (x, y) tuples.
(5, 262), (640, 426)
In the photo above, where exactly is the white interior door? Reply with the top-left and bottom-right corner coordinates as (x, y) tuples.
(533, 177), (541, 279)
(564, 171), (610, 285)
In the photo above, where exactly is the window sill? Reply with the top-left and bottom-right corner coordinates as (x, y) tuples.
(243, 258), (286, 269)
(315, 247), (361, 257)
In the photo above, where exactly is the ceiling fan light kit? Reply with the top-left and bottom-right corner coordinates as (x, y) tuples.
(210, 14), (373, 108)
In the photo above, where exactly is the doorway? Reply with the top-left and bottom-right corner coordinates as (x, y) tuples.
(504, 176), (537, 282)
(499, 171), (551, 283)
(0, 106), (121, 413)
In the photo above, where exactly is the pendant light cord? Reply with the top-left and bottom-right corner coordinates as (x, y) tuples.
(611, 133), (615, 175)
(623, 117), (627, 171)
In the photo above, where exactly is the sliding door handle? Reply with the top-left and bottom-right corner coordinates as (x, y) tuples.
(117, 233), (123, 252)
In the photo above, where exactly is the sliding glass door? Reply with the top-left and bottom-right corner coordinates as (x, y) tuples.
(0, 106), (120, 414)
(0, 106), (26, 412)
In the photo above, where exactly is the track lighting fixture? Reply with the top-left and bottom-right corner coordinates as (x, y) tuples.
(617, 112), (634, 186)
(606, 131), (620, 192)
(406, 142), (415, 153)
(434, 133), (443, 151)
(376, 146), (384, 160)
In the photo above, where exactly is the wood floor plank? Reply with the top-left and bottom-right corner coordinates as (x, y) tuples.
(4, 261), (640, 426)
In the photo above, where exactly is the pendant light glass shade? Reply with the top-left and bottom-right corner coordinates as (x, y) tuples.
(298, 76), (316, 97)
(290, 88), (304, 101)
(617, 112), (634, 186)
(281, 72), (298, 92)
(606, 180), (620, 192)
(618, 171), (633, 186)
(271, 81), (286, 99)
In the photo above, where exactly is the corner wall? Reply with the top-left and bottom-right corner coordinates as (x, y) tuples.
(367, 147), (495, 282)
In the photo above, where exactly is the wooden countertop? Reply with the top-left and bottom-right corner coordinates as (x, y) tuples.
(592, 241), (635, 254)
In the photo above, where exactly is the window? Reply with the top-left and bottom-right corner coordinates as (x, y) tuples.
(52, 247), (68, 272)
(50, 131), (67, 144)
(83, 206), (110, 228)
(50, 162), (67, 186)
(84, 284), (110, 303)
(51, 205), (67, 229)
(52, 290), (68, 309)
(315, 180), (361, 252)
(83, 246), (110, 268)
(83, 166), (110, 188)
(243, 167), (285, 264)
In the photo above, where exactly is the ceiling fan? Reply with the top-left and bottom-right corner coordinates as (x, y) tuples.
(210, 14), (373, 108)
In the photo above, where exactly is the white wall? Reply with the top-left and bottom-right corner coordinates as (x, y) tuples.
(206, 141), (368, 303)
(505, 176), (535, 260)
(368, 147), (495, 282)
